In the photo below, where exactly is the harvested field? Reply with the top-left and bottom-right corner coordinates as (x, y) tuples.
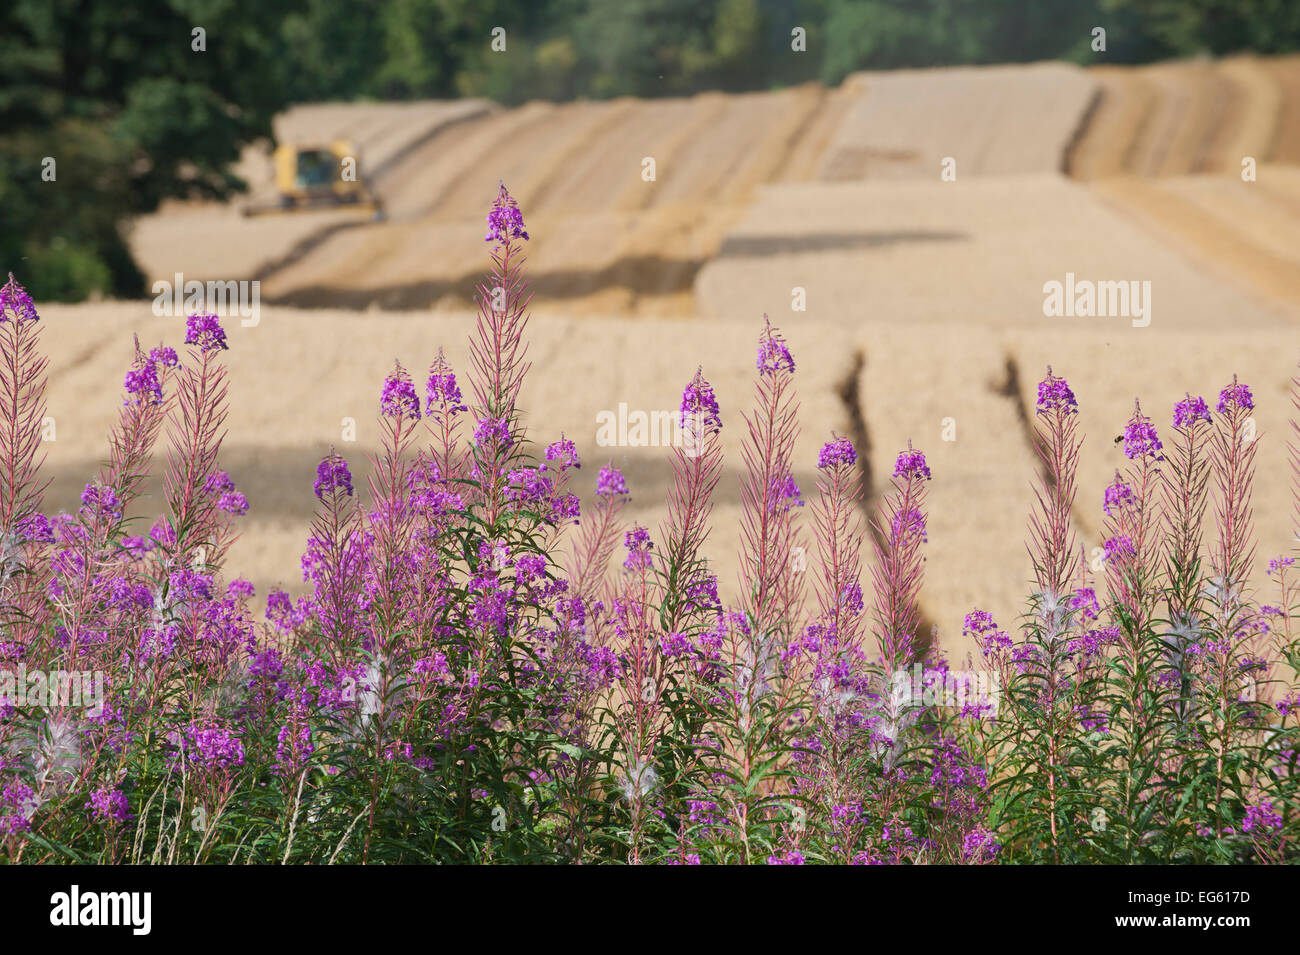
(131, 87), (846, 317)
(1092, 169), (1300, 312)
(1068, 55), (1300, 178)
(819, 63), (1098, 180)
(130, 99), (495, 287)
(693, 175), (1298, 328)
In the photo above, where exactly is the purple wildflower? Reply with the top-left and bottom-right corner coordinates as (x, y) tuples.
(680, 367), (722, 433)
(169, 568), (213, 602)
(380, 363), (421, 420)
(1, 782), (35, 835)
(545, 436), (580, 472)
(1070, 586), (1100, 621)
(266, 589), (310, 633)
(893, 445), (932, 481)
(1103, 535), (1136, 563)
(767, 850), (806, 865)
(16, 513), (54, 544)
(203, 470), (236, 494)
(0, 273), (39, 324)
(1242, 799), (1283, 834)
(769, 473), (804, 513)
(80, 483), (121, 519)
(818, 436), (856, 469)
(314, 453), (354, 499)
(1217, 378), (1254, 414)
(1173, 394), (1211, 428)
(149, 346), (179, 369)
(660, 632), (695, 658)
(962, 827), (1001, 863)
(756, 316), (795, 376)
(505, 466), (553, 509)
(623, 526), (654, 571)
(86, 788), (133, 825)
(1122, 404), (1163, 460)
(217, 491), (249, 516)
(123, 361), (163, 405)
(891, 506), (927, 543)
(426, 351), (468, 417)
(485, 181), (529, 245)
(1036, 367), (1077, 415)
(596, 465), (629, 498)
(839, 580), (865, 614)
(1103, 473), (1135, 516)
(179, 724), (245, 770)
(1077, 708), (1110, 734)
(473, 416), (513, 449)
(275, 723), (315, 774)
(1269, 556), (1296, 576)
(227, 578), (255, 599)
(184, 314), (228, 352)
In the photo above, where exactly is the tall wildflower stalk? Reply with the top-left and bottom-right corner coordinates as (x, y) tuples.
(567, 463), (628, 603)
(1209, 377), (1257, 625)
(738, 317), (803, 644)
(1097, 400), (1168, 861)
(1104, 400), (1164, 634)
(1162, 395), (1213, 706)
(160, 314), (231, 573)
(997, 368), (1085, 862)
(870, 442), (930, 672)
(659, 369), (724, 634)
(701, 320), (806, 863)
(0, 274), (51, 645)
(57, 340), (177, 650)
(423, 347), (468, 489)
(468, 182), (532, 526)
(1027, 367), (1082, 625)
(1202, 378), (1260, 836)
(810, 435), (865, 657)
(1292, 354), (1300, 553)
(305, 449), (363, 656)
(368, 361), (421, 652)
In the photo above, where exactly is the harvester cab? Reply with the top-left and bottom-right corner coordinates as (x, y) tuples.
(243, 139), (385, 219)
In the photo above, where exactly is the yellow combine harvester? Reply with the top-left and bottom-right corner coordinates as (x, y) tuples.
(242, 139), (385, 219)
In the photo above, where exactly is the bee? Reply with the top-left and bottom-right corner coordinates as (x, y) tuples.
(1113, 434), (1124, 445)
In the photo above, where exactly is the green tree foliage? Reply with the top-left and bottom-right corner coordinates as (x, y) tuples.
(1, 0), (304, 300)
(1104, 0), (1300, 56)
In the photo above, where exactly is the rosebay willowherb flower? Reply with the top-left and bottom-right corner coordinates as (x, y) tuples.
(314, 450), (354, 499)
(596, 465), (628, 498)
(1027, 366), (1082, 628)
(0, 182), (1296, 866)
(739, 317), (802, 638)
(871, 442), (931, 669)
(380, 362), (421, 421)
